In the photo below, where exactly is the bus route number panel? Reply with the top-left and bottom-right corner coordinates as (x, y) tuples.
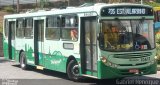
(101, 6), (153, 16)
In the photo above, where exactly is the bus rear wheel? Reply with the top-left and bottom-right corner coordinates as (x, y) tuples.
(20, 52), (28, 70)
(67, 60), (80, 81)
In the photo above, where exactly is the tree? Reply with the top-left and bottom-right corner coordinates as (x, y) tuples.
(156, 0), (160, 3)
(3, 6), (15, 13)
(39, 0), (49, 9)
(144, 1), (160, 7)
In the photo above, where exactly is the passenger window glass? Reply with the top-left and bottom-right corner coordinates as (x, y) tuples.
(25, 18), (33, 39)
(46, 16), (60, 40)
(4, 19), (9, 37)
(16, 19), (25, 38)
(61, 15), (78, 41)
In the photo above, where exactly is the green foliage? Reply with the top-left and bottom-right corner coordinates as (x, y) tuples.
(155, 31), (160, 63)
(144, 1), (160, 7)
(0, 26), (2, 33)
(0, 22), (3, 33)
(39, 0), (49, 9)
(156, 0), (160, 3)
(0, 21), (3, 33)
(3, 6), (14, 13)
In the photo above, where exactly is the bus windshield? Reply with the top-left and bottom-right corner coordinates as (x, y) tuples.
(100, 19), (155, 51)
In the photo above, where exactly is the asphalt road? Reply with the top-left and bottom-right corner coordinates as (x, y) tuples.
(0, 57), (160, 85)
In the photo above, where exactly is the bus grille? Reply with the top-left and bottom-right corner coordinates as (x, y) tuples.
(113, 52), (152, 59)
(118, 62), (148, 66)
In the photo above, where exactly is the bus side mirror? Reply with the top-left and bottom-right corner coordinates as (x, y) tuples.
(98, 33), (104, 40)
(98, 33), (104, 47)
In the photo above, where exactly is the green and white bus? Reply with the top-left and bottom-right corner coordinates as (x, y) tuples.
(3, 3), (157, 81)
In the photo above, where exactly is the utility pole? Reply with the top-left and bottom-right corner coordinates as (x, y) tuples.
(17, 0), (19, 13)
(141, 0), (143, 4)
(40, 0), (48, 9)
(36, 0), (38, 8)
(96, 0), (101, 2)
(68, 0), (70, 6)
(13, 0), (14, 9)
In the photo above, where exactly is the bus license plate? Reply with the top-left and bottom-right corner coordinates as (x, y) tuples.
(129, 69), (139, 73)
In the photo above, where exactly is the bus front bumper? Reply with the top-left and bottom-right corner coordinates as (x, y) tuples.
(98, 61), (157, 79)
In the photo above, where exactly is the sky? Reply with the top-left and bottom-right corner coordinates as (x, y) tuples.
(0, 0), (64, 6)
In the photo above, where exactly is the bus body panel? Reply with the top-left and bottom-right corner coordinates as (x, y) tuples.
(98, 60), (157, 79)
(3, 38), (9, 60)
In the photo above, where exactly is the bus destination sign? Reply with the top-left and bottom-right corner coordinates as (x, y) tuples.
(101, 6), (153, 16)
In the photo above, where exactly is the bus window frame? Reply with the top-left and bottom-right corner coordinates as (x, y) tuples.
(16, 18), (25, 38)
(24, 18), (33, 39)
(45, 15), (61, 40)
(61, 14), (78, 41)
(4, 19), (9, 37)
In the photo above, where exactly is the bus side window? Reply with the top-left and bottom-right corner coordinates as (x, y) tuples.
(16, 19), (25, 38)
(158, 11), (160, 22)
(61, 14), (78, 41)
(4, 19), (9, 37)
(70, 28), (78, 41)
(70, 16), (78, 41)
(25, 18), (33, 39)
(46, 16), (60, 40)
(154, 10), (160, 22)
(61, 17), (65, 27)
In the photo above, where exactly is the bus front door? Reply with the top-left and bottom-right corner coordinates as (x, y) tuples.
(34, 20), (44, 66)
(81, 17), (98, 76)
(8, 21), (16, 60)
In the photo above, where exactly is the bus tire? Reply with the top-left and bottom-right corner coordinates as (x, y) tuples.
(20, 52), (28, 70)
(67, 60), (80, 81)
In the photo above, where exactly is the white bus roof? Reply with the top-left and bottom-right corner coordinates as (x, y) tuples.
(4, 3), (152, 19)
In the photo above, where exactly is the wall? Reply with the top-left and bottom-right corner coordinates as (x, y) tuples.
(0, 33), (3, 57)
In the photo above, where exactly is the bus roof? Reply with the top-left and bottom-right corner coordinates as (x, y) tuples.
(4, 3), (152, 19)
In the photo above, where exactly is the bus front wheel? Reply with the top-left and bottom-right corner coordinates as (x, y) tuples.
(67, 60), (80, 81)
(20, 52), (28, 70)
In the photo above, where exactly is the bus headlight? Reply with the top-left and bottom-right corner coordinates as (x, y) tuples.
(107, 62), (118, 68)
(101, 56), (107, 63)
(101, 56), (118, 68)
(154, 56), (158, 60)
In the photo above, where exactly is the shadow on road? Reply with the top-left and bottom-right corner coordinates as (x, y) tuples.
(12, 64), (68, 80)
(12, 64), (160, 85)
